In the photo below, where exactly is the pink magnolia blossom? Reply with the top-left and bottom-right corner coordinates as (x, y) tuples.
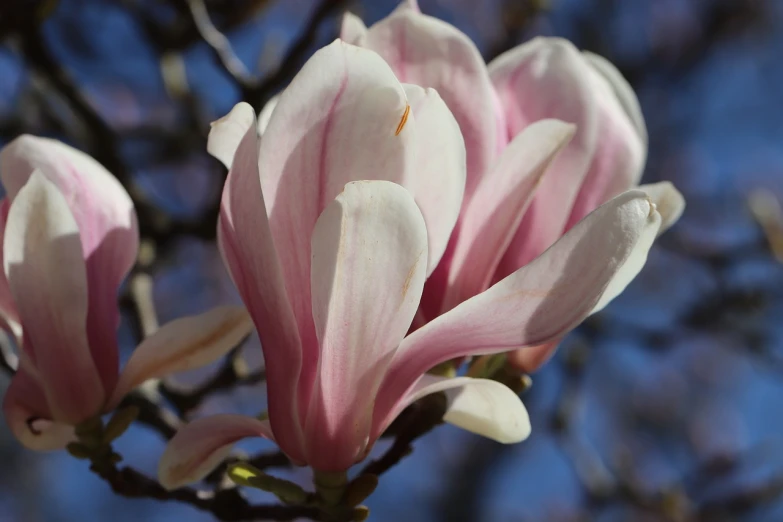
(0, 136), (253, 451)
(158, 40), (665, 488)
(343, 0), (685, 371)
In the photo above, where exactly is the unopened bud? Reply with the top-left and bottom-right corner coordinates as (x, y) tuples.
(66, 442), (92, 460)
(228, 462), (308, 505)
(344, 474), (378, 506)
(103, 406), (139, 443)
(352, 506), (370, 521)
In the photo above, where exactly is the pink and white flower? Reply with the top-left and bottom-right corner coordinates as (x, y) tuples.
(343, 0), (684, 371)
(0, 136), (253, 450)
(158, 39), (665, 488)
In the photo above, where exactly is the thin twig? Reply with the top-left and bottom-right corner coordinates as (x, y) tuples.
(159, 351), (265, 415)
(92, 462), (323, 521)
(360, 393), (447, 476)
(185, 0), (256, 87)
(244, 0), (349, 108)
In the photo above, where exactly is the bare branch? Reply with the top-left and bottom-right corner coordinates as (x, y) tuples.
(185, 0), (256, 87)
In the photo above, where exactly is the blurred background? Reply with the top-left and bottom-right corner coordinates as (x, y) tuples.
(1, 0), (783, 520)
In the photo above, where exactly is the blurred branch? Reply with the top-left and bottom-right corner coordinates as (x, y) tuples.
(185, 0), (256, 87)
(159, 350), (266, 416)
(697, 473), (783, 520)
(360, 392), (447, 476)
(92, 462), (323, 521)
(120, 0), (272, 53)
(244, 0), (350, 108)
(121, 390), (181, 440)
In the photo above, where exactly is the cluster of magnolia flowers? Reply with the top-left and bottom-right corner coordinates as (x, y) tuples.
(0, 0), (684, 511)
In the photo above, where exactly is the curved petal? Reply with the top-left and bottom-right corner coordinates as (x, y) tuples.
(305, 181), (428, 471)
(360, 1), (499, 202)
(2, 368), (75, 451)
(508, 184), (683, 372)
(217, 104), (305, 462)
(257, 95), (279, 136)
(207, 102), (256, 170)
(4, 172), (103, 423)
(0, 199), (20, 340)
(401, 84), (465, 275)
(375, 190), (662, 417)
(158, 414), (274, 490)
(1, 135), (138, 396)
(442, 120), (575, 311)
(259, 40), (415, 411)
(564, 56), (647, 230)
(375, 374), (530, 444)
(109, 306), (254, 408)
(639, 181), (685, 235)
(589, 186), (680, 314)
(489, 38), (600, 278)
(340, 12), (367, 45)
(582, 51), (647, 145)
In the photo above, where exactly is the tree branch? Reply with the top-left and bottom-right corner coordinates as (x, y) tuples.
(93, 462), (323, 521)
(244, 0), (349, 108)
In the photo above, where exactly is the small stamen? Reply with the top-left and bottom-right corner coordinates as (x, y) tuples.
(395, 104), (411, 136)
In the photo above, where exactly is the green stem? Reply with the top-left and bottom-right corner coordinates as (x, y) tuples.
(313, 470), (348, 506)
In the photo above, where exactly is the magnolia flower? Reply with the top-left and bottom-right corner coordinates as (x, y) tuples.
(343, 0), (685, 371)
(158, 40), (664, 488)
(0, 136), (253, 450)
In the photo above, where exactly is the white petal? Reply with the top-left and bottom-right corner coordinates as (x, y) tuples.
(401, 84), (465, 275)
(4, 171), (103, 423)
(374, 190), (661, 421)
(340, 12), (367, 44)
(257, 95), (279, 136)
(383, 374), (531, 443)
(638, 181), (685, 235)
(207, 102), (256, 169)
(109, 306), (253, 407)
(304, 180), (428, 471)
(158, 414), (273, 490)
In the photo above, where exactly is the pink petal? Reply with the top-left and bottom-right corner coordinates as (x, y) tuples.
(257, 95), (279, 136)
(2, 368), (75, 451)
(564, 54), (647, 230)
(489, 38), (601, 279)
(401, 84), (466, 275)
(582, 51), (647, 145)
(359, 1), (500, 204)
(374, 374), (530, 444)
(258, 40), (414, 415)
(375, 190), (662, 417)
(441, 119), (575, 312)
(217, 103), (306, 462)
(0, 199), (20, 340)
(305, 181), (428, 471)
(507, 183), (683, 373)
(109, 306), (254, 409)
(340, 12), (367, 44)
(1, 136), (138, 397)
(158, 414), (274, 490)
(3, 172), (104, 423)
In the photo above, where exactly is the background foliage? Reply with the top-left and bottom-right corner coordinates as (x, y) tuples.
(1, 0), (783, 520)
